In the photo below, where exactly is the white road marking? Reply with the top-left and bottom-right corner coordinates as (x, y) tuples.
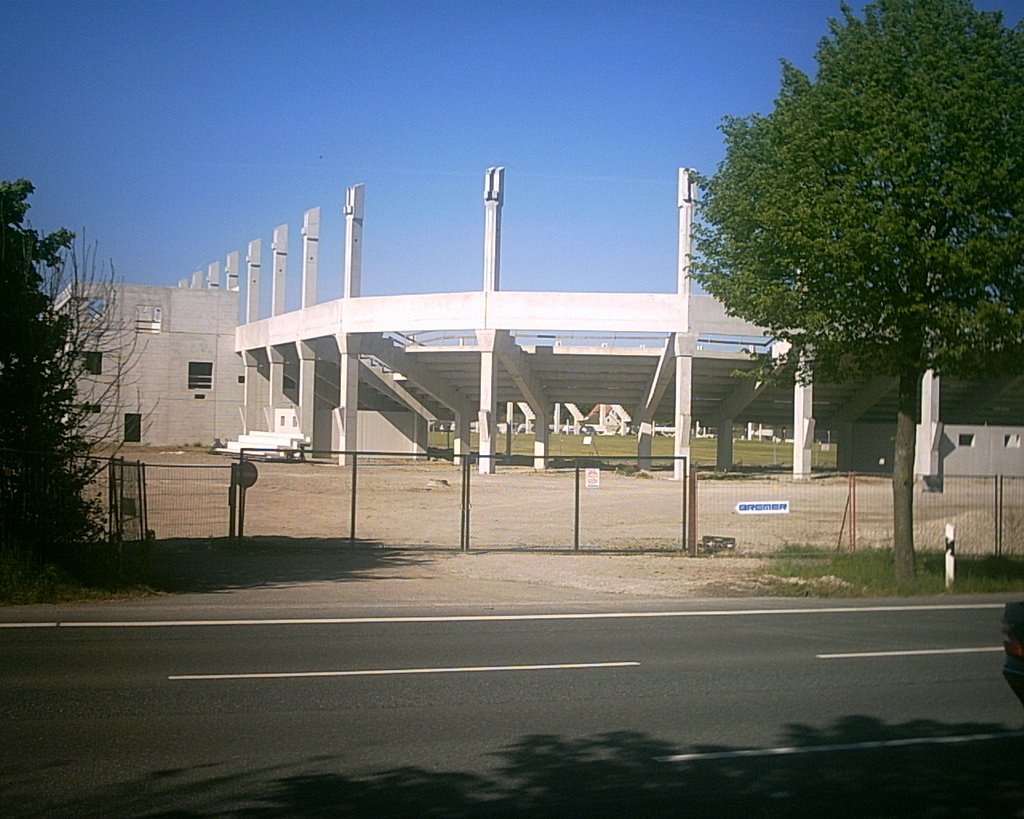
(0, 602), (1004, 629)
(818, 647), (1003, 659)
(168, 660), (640, 682)
(655, 730), (1024, 763)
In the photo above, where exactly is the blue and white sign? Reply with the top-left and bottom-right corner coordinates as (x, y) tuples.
(736, 501), (790, 515)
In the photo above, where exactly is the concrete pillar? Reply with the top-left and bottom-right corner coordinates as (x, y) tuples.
(302, 208), (320, 309)
(554, 403), (562, 436)
(246, 239), (261, 323)
(298, 341), (316, 442)
(242, 350), (260, 433)
(483, 167), (504, 292)
(226, 251), (240, 292)
(453, 411), (470, 467)
(344, 184), (365, 298)
(272, 225), (288, 316)
(793, 359), (815, 479)
(533, 407), (549, 470)
(677, 168), (696, 311)
(477, 330), (497, 474)
(916, 370), (942, 480)
(332, 334), (360, 464)
(716, 417), (734, 470)
(637, 419), (654, 470)
(268, 346), (287, 416)
(505, 401), (515, 456)
(207, 261), (220, 289)
(674, 354), (693, 479)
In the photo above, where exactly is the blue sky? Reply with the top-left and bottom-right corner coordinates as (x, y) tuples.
(3, 0), (1021, 310)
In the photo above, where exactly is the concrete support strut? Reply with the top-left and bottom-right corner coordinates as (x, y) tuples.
(793, 355), (815, 479)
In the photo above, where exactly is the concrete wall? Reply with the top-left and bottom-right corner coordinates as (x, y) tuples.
(840, 422), (1023, 477)
(356, 410), (426, 454)
(940, 425), (1024, 477)
(79, 283), (245, 446)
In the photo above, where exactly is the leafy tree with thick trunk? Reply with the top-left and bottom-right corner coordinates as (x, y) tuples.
(692, 0), (1024, 582)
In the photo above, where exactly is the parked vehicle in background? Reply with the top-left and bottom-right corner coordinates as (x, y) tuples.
(1002, 601), (1024, 708)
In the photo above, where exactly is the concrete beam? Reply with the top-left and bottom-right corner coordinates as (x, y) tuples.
(359, 359), (438, 422)
(360, 335), (475, 419)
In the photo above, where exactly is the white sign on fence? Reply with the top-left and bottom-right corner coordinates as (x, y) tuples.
(735, 501), (790, 515)
(585, 468), (601, 489)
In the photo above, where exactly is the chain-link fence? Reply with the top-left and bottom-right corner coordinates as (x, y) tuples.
(232, 451), (688, 551)
(144, 464), (233, 539)
(692, 471), (1024, 555)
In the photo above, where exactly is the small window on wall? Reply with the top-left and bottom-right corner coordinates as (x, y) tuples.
(83, 351), (103, 375)
(124, 413), (142, 443)
(188, 361), (213, 390)
(958, 433), (975, 447)
(1006, 434), (1022, 449)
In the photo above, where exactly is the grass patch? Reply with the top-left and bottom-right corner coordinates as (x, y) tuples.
(764, 547), (1024, 597)
(0, 546), (153, 606)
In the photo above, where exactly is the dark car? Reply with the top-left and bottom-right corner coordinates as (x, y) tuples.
(1001, 601), (1024, 708)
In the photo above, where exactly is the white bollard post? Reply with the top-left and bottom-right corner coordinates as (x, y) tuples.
(945, 523), (956, 589)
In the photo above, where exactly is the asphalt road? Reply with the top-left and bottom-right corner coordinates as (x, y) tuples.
(3, 599), (1023, 817)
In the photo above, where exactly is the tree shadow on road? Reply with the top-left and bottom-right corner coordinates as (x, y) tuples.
(136, 537), (447, 594)
(67, 716), (1024, 817)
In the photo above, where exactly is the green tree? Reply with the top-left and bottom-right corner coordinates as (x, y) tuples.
(692, 0), (1024, 581)
(0, 180), (101, 565)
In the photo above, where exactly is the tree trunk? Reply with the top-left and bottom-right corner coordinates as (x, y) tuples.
(892, 368), (918, 583)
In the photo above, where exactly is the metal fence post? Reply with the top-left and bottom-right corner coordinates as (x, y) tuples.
(687, 469), (698, 556)
(574, 460), (581, 551)
(460, 452), (472, 551)
(680, 456), (688, 553)
(349, 452), (358, 543)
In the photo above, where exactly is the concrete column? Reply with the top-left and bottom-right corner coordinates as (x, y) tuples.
(332, 334), (360, 464)
(246, 239), (261, 323)
(302, 208), (320, 309)
(677, 168), (696, 319)
(554, 403), (562, 436)
(916, 370), (942, 480)
(226, 251), (240, 292)
(477, 330), (497, 474)
(242, 350), (260, 434)
(533, 407), (549, 470)
(674, 354), (693, 479)
(453, 411), (470, 467)
(344, 184), (365, 298)
(272, 224), (288, 316)
(483, 167), (504, 292)
(793, 358), (815, 479)
(505, 401), (515, 456)
(716, 417), (734, 470)
(207, 261), (220, 289)
(298, 341), (316, 442)
(268, 346), (287, 416)
(637, 418), (654, 470)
